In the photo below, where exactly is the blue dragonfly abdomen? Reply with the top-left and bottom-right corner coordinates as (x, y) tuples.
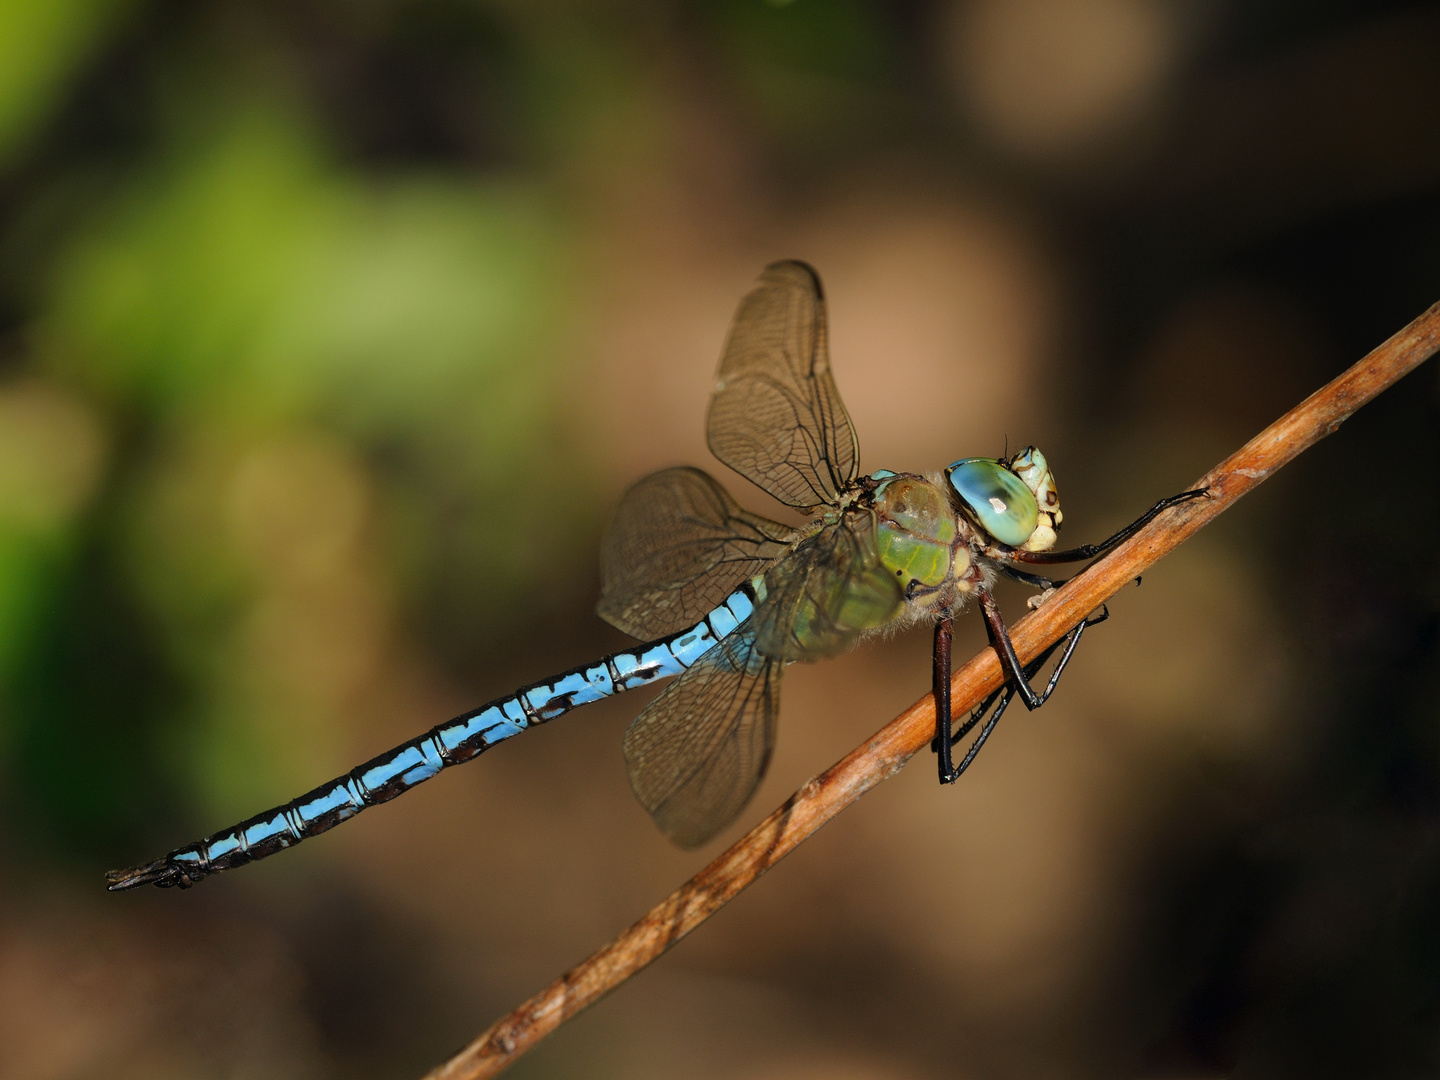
(106, 580), (765, 890)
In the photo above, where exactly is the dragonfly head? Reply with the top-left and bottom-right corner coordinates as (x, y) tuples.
(945, 445), (1062, 552)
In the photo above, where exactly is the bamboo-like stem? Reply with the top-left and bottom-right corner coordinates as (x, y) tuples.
(424, 300), (1440, 1080)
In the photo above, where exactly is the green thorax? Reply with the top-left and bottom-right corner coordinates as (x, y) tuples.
(755, 473), (972, 662)
(871, 474), (964, 593)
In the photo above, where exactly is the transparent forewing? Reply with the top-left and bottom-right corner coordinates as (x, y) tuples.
(707, 261), (860, 509)
(754, 511), (905, 661)
(598, 467), (796, 640)
(623, 625), (781, 849)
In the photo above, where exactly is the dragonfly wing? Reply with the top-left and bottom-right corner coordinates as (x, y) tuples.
(624, 513), (902, 848)
(623, 625), (780, 849)
(598, 466), (796, 640)
(707, 261), (860, 510)
(754, 511), (905, 661)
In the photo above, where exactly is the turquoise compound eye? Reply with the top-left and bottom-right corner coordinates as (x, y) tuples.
(946, 458), (1039, 547)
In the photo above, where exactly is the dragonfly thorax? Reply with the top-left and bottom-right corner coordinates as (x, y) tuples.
(869, 474), (977, 610)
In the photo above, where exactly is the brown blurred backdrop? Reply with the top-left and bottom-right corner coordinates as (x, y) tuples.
(1, 2), (1439, 1077)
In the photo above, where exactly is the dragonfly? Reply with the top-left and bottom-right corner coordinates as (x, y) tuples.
(107, 260), (1203, 890)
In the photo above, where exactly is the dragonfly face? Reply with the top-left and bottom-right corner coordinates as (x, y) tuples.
(944, 447), (1063, 553)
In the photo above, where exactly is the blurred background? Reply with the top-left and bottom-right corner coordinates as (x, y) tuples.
(0, 1), (1438, 1077)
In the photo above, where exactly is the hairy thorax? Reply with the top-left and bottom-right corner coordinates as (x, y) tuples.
(870, 474), (983, 619)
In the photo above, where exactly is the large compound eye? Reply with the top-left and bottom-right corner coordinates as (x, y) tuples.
(946, 458), (1039, 547)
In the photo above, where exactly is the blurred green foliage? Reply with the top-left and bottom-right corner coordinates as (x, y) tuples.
(0, 0), (133, 161)
(0, 4), (598, 856)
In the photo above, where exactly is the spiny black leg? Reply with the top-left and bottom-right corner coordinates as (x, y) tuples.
(996, 563), (1062, 590)
(978, 585), (1046, 710)
(933, 615), (955, 783)
(1011, 488), (1210, 566)
(937, 612), (1076, 783)
(1029, 603), (1107, 705)
(951, 688), (1014, 780)
(938, 605), (1109, 783)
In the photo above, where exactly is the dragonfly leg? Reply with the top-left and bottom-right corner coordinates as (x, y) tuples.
(932, 615), (955, 783)
(944, 686), (1014, 782)
(1010, 488), (1210, 565)
(995, 563), (1062, 590)
(979, 585), (1111, 711)
(978, 585), (1047, 710)
(995, 561), (1074, 613)
(937, 661), (1010, 784)
(937, 605), (1108, 784)
(1030, 603), (1107, 704)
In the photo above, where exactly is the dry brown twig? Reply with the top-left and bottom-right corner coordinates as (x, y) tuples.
(424, 300), (1440, 1080)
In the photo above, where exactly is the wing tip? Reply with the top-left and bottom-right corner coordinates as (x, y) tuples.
(761, 259), (824, 300)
